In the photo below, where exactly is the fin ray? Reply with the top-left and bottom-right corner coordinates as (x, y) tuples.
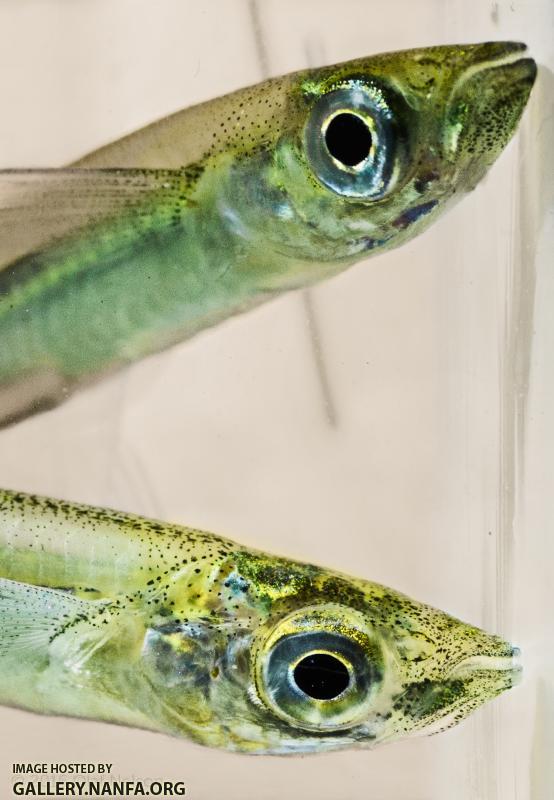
(0, 167), (175, 271)
(0, 577), (96, 657)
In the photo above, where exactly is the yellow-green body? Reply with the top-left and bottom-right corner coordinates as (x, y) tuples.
(0, 42), (536, 425)
(0, 490), (520, 754)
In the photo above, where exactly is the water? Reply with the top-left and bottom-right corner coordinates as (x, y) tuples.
(0, 1), (552, 797)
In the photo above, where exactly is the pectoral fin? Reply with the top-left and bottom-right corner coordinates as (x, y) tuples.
(0, 167), (176, 271)
(0, 577), (95, 657)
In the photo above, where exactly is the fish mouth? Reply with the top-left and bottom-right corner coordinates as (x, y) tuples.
(444, 42), (536, 166)
(449, 645), (522, 687)
(468, 40), (529, 63)
(461, 41), (536, 87)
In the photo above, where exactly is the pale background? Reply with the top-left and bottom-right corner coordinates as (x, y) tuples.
(0, 1), (552, 798)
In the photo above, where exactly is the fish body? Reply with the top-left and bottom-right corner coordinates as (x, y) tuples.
(0, 489), (520, 754)
(0, 42), (536, 425)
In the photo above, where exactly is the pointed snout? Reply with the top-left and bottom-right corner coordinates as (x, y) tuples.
(463, 40), (528, 63)
(443, 42), (536, 177)
(452, 40), (536, 99)
(469, 41), (537, 85)
(447, 41), (535, 77)
(449, 644), (522, 689)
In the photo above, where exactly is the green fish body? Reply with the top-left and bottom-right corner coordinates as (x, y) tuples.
(0, 489), (520, 754)
(0, 42), (536, 425)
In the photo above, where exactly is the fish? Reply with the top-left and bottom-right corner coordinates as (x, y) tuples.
(0, 489), (520, 754)
(0, 41), (536, 427)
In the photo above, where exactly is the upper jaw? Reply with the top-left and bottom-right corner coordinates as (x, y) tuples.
(466, 40), (529, 65)
(455, 40), (536, 89)
(448, 644), (522, 687)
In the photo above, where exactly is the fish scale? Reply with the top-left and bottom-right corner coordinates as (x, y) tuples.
(0, 39), (535, 754)
(0, 488), (521, 753)
(0, 42), (536, 425)
(0, 189), (252, 379)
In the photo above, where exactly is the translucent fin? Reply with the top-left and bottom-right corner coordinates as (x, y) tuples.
(72, 73), (293, 169)
(0, 369), (69, 429)
(0, 577), (94, 656)
(0, 167), (174, 270)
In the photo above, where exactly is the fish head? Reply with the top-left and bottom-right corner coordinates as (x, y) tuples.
(237, 558), (521, 752)
(242, 42), (536, 273)
(141, 552), (520, 753)
(249, 602), (519, 752)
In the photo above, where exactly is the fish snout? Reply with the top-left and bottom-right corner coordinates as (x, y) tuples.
(443, 42), (536, 177)
(448, 643), (523, 689)
(452, 40), (536, 111)
(478, 44), (537, 89)
(464, 40), (528, 64)
(449, 41), (535, 78)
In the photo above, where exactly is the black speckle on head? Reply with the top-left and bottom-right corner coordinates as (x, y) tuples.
(394, 678), (465, 721)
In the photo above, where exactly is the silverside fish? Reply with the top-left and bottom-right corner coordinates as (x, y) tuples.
(0, 489), (520, 754)
(0, 42), (536, 426)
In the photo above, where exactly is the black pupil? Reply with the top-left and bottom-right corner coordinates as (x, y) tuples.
(324, 113), (372, 167)
(293, 653), (350, 700)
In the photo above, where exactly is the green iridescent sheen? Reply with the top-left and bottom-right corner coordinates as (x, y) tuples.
(0, 490), (520, 754)
(0, 42), (535, 424)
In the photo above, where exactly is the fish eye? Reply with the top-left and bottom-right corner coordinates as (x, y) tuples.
(254, 606), (384, 731)
(305, 83), (397, 200)
(292, 650), (351, 700)
(323, 112), (373, 168)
